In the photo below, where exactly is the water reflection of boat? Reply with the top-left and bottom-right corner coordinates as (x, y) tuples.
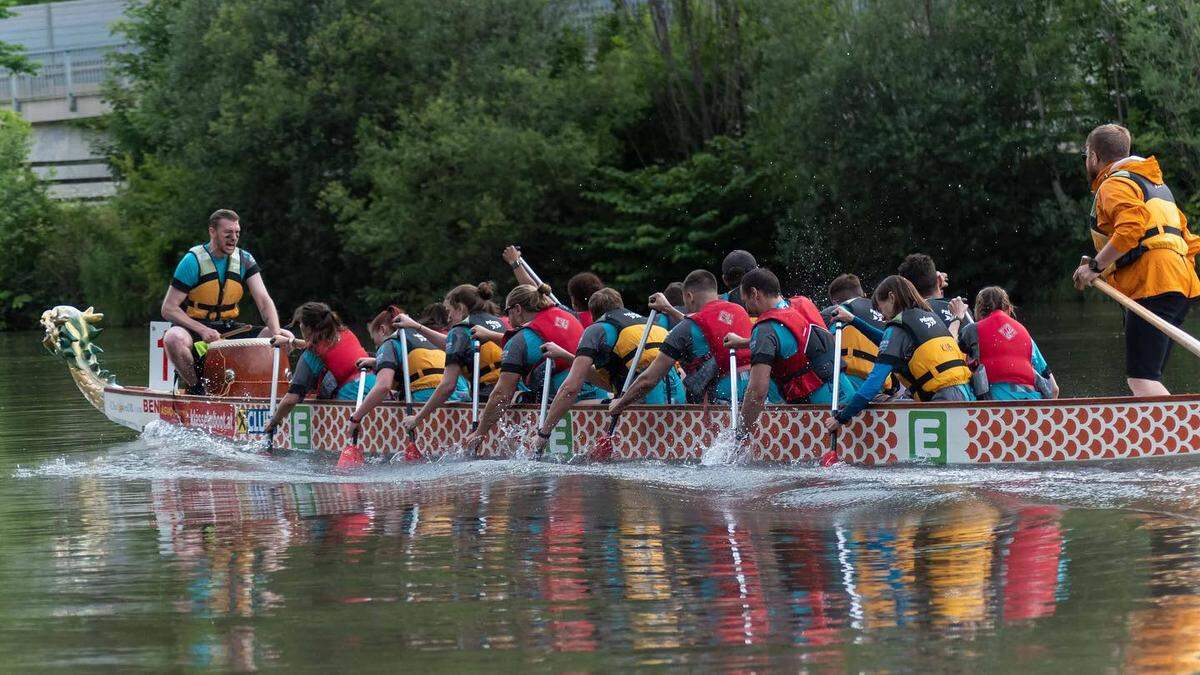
(43, 305), (1200, 465)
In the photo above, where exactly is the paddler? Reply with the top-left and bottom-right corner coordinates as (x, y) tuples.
(463, 283), (605, 453)
(529, 288), (684, 452)
(821, 276), (974, 434)
(503, 245), (604, 328)
(264, 302), (375, 433)
(897, 253), (971, 327)
(720, 249), (757, 311)
(955, 286), (1059, 400)
(821, 273), (889, 390)
(1071, 123), (1200, 396)
(347, 307), (470, 440)
(400, 282), (506, 433)
(609, 270), (782, 411)
(159, 209), (293, 394)
(654, 282), (687, 330)
(736, 268), (856, 435)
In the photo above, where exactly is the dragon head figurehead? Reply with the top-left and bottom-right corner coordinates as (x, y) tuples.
(41, 305), (115, 411)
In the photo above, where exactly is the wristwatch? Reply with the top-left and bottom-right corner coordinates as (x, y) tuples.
(1088, 258), (1102, 273)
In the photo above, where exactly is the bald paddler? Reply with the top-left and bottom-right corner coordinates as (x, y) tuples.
(1072, 124), (1200, 396)
(160, 209), (292, 394)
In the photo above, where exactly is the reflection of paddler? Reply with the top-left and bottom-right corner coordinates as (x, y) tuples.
(702, 511), (768, 646)
(1002, 506), (1063, 623)
(771, 526), (840, 643)
(617, 487), (680, 651)
(849, 518), (919, 631)
(920, 501), (1000, 628)
(1125, 515), (1200, 672)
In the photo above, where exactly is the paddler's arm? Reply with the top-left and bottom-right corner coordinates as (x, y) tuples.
(464, 372), (519, 452)
(610, 352), (675, 415)
(402, 364), (463, 431)
(531, 355), (593, 451)
(348, 367), (394, 438)
(737, 363), (772, 439)
(160, 287), (221, 343)
(266, 393), (302, 433)
(244, 273), (286, 337)
(504, 245), (537, 287)
(649, 292), (685, 325)
(832, 305), (884, 343)
(393, 314), (447, 349)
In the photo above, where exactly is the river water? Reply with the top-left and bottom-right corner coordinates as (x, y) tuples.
(5, 301), (1200, 671)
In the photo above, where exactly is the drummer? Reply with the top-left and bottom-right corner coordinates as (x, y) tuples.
(265, 302), (375, 433)
(159, 209), (292, 394)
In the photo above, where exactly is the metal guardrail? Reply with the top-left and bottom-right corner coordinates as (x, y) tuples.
(1, 43), (125, 110)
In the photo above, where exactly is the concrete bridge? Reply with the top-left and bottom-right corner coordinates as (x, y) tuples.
(0, 0), (126, 200)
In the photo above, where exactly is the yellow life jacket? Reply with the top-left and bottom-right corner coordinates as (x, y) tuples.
(595, 309), (668, 393)
(466, 313), (506, 386)
(890, 309), (971, 401)
(1090, 170), (1189, 274)
(182, 244), (246, 321)
(388, 329), (446, 391)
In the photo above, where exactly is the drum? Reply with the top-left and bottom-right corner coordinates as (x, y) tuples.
(200, 338), (289, 398)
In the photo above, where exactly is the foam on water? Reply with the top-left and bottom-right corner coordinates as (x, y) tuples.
(13, 420), (1200, 515)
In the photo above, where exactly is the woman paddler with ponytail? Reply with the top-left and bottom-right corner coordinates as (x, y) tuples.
(265, 302), (376, 432)
(955, 286), (1059, 400)
(463, 283), (605, 453)
(822, 276), (974, 435)
(399, 282), (507, 433)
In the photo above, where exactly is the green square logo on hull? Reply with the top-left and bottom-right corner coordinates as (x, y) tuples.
(289, 405), (312, 450)
(908, 411), (947, 464)
(547, 412), (573, 459)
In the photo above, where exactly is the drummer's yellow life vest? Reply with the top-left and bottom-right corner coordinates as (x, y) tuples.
(183, 244), (245, 321)
(889, 309), (971, 401)
(1090, 170), (1189, 274)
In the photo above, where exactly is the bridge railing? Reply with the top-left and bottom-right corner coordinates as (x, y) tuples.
(1, 42), (125, 110)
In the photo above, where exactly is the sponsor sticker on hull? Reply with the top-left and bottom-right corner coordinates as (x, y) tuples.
(158, 401), (236, 438)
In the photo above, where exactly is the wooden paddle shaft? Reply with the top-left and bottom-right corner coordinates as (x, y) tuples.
(517, 257), (563, 308)
(1092, 278), (1200, 359)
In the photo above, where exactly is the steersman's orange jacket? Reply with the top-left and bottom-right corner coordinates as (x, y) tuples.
(1090, 155), (1200, 300)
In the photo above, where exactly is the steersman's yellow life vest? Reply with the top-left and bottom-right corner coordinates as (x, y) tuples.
(183, 244), (246, 321)
(595, 309), (668, 393)
(889, 309), (971, 401)
(1090, 170), (1189, 274)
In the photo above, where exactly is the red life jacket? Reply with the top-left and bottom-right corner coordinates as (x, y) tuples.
(757, 299), (825, 403)
(976, 311), (1036, 386)
(687, 300), (751, 374)
(312, 327), (369, 388)
(577, 310), (594, 329)
(525, 306), (584, 373)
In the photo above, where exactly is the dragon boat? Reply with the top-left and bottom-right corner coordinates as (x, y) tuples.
(41, 305), (1200, 466)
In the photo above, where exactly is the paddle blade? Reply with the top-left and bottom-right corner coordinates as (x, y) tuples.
(589, 435), (614, 463)
(338, 444), (365, 469)
(819, 449), (839, 467)
(403, 440), (422, 462)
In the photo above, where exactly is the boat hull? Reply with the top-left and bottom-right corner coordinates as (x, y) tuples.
(100, 386), (1200, 465)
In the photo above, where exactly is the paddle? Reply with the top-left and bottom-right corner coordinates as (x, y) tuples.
(265, 344), (281, 451)
(398, 329), (423, 462)
(471, 338), (481, 432)
(516, 255), (564, 307)
(593, 310), (658, 462)
(1083, 256), (1200, 359)
(819, 322), (844, 467)
(729, 351), (741, 445)
(535, 354), (554, 456)
(337, 368), (369, 469)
